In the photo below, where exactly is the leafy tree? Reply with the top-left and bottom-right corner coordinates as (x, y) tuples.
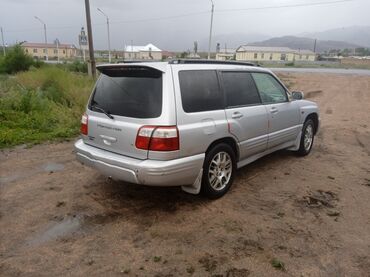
(0, 44), (35, 74)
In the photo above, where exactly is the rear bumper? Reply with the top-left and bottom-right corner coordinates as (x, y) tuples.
(74, 139), (204, 187)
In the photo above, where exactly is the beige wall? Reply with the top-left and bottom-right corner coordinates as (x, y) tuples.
(23, 46), (77, 60)
(236, 51), (315, 62)
(294, 53), (316, 62)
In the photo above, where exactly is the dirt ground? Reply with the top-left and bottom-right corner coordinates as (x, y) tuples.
(1, 73), (370, 277)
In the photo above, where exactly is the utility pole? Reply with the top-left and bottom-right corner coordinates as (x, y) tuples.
(84, 0), (96, 78)
(55, 39), (60, 63)
(97, 8), (111, 63)
(34, 16), (48, 61)
(207, 0), (214, 60)
(1, 27), (5, 56)
(313, 38), (317, 53)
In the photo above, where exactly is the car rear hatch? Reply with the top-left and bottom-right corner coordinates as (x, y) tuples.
(82, 63), (175, 160)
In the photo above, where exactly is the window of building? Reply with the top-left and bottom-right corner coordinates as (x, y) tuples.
(43, 49), (46, 53)
(306, 55), (309, 60)
(33, 48), (37, 53)
(222, 72), (261, 107)
(25, 49), (29, 53)
(54, 49), (58, 54)
(63, 50), (66, 54)
(269, 54), (273, 60)
(179, 70), (223, 113)
(280, 54), (286, 61)
(254, 53), (258, 59)
(261, 53), (264, 59)
(251, 73), (287, 104)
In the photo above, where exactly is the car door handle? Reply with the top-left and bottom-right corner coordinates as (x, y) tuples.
(231, 112), (244, 119)
(270, 107), (279, 114)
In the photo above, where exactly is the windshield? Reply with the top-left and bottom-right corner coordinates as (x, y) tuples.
(90, 66), (163, 118)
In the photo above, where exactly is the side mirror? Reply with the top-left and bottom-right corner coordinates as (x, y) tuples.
(292, 91), (304, 100)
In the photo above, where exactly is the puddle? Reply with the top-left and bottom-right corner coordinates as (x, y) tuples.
(27, 216), (82, 246)
(42, 162), (64, 172)
(0, 162), (65, 186)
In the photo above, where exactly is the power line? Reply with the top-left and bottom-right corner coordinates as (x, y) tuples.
(3, 0), (354, 34)
(216, 0), (353, 13)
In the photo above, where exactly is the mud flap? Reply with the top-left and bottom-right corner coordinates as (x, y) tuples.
(181, 169), (203, 195)
(287, 130), (302, 151)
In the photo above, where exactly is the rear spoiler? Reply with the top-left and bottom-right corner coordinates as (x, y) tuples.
(96, 65), (163, 78)
(97, 63), (166, 73)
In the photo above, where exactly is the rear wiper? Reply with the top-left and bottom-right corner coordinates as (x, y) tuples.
(91, 103), (114, 120)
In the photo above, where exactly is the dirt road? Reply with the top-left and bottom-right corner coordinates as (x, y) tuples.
(1, 73), (370, 276)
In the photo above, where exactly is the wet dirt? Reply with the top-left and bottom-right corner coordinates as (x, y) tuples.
(1, 73), (370, 276)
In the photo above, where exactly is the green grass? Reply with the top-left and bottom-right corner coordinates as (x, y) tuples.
(0, 66), (94, 148)
(271, 258), (285, 270)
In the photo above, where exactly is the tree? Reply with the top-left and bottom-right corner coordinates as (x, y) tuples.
(0, 44), (35, 74)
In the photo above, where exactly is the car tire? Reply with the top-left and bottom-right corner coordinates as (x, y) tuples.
(201, 143), (236, 199)
(296, 119), (315, 156)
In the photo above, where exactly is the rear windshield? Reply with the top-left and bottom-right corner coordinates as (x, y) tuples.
(90, 66), (162, 118)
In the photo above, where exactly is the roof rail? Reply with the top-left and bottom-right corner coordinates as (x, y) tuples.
(169, 59), (260, 67)
(115, 60), (162, 64)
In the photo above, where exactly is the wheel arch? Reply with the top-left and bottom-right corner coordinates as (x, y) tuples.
(205, 137), (240, 161)
(305, 112), (319, 134)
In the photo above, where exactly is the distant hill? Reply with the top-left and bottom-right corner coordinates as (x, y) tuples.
(302, 26), (370, 48)
(248, 36), (362, 53)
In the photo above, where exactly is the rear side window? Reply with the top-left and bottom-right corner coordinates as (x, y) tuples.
(90, 66), (162, 118)
(179, 70), (223, 113)
(221, 72), (261, 107)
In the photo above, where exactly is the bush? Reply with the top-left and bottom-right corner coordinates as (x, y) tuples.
(0, 44), (35, 74)
(0, 67), (94, 148)
(68, 61), (88, 73)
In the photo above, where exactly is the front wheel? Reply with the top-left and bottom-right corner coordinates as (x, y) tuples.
(296, 119), (315, 156)
(201, 143), (236, 199)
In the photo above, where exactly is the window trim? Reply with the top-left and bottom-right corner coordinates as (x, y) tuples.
(251, 72), (290, 104)
(218, 70), (263, 109)
(178, 69), (225, 114)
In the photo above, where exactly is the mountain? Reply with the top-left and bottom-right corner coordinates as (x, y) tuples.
(301, 26), (370, 48)
(247, 36), (362, 53)
(198, 33), (270, 51)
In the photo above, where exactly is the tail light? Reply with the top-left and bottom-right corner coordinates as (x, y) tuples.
(80, 113), (88, 135)
(135, 126), (179, 151)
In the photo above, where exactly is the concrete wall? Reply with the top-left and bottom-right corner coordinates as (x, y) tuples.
(123, 51), (162, 60)
(341, 58), (370, 66)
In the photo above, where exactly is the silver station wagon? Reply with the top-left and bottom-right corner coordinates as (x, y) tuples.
(75, 60), (319, 198)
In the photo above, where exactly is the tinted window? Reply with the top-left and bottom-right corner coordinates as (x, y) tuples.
(222, 72), (261, 107)
(251, 73), (287, 103)
(179, 70), (223, 113)
(90, 67), (162, 118)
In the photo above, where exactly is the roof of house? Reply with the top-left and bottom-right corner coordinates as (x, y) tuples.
(236, 45), (315, 55)
(124, 43), (161, 52)
(22, 42), (77, 49)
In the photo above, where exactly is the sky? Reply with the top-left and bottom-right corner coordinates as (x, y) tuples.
(0, 0), (369, 51)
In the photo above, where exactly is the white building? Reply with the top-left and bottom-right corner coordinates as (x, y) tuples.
(124, 43), (162, 60)
(216, 48), (236, 61)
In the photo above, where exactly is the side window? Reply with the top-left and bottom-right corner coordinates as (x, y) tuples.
(179, 70), (223, 113)
(251, 73), (288, 104)
(222, 72), (261, 107)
